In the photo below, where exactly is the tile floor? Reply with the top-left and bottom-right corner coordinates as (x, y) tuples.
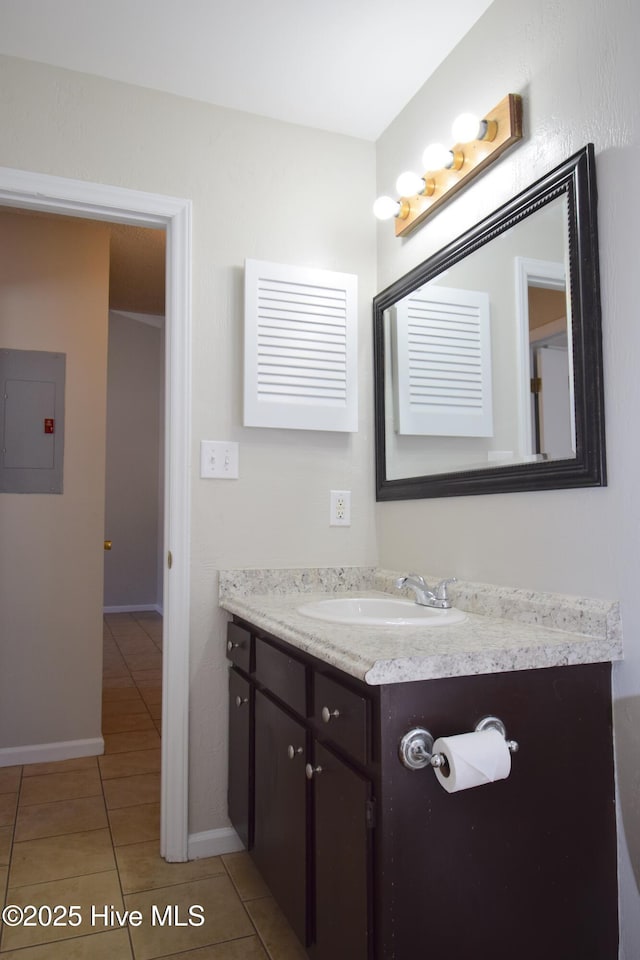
(0, 612), (307, 960)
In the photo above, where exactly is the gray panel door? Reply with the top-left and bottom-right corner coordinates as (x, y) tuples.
(0, 348), (65, 493)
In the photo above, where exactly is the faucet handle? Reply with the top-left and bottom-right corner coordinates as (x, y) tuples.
(434, 577), (456, 602)
(395, 574), (428, 590)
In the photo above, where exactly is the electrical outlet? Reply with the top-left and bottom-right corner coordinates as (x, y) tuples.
(200, 440), (239, 479)
(330, 489), (351, 526)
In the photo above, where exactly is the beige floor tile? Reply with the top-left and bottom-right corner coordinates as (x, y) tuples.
(131, 669), (163, 683)
(0, 766), (22, 794)
(0, 825), (12, 865)
(102, 713), (155, 734)
(123, 654), (162, 671)
(102, 676), (136, 689)
(22, 756), (98, 778)
(0, 870), (124, 950)
(125, 875), (254, 960)
(102, 658), (129, 680)
(140, 687), (163, 705)
(102, 698), (149, 718)
(8, 828), (115, 888)
(245, 897), (308, 960)
(116, 840), (225, 894)
(136, 680), (162, 688)
(115, 635), (158, 651)
(222, 852), (270, 901)
(99, 749), (161, 780)
(19, 769), (101, 807)
(0, 793), (18, 826)
(157, 938), (269, 960)
(14, 796), (108, 842)
(108, 802), (160, 846)
(103, 730), (161, 754)
(0, 928), (133, 960)
(102, 687), (145, 703)
(103, 773), (160, 809)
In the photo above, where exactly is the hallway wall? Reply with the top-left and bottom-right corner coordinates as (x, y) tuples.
(104, 311), (163, 610)
(0, 210), (109, 753)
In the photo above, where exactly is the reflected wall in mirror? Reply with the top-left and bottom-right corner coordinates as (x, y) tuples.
(374, 145), (606, 499)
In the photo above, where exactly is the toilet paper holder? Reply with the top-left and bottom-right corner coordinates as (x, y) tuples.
(399, 715), (519, 771)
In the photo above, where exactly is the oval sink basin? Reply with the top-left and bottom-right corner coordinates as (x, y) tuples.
(297, 597), (467, 627)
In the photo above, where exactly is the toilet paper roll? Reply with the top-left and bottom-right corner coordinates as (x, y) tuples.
(432, 728), (511, 793)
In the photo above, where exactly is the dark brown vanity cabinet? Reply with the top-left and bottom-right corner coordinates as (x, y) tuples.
(227, 623), (373, 960)
(310, 742), (372, 960)
(253, 688), (308, 945)
(226, 618), (619, 960)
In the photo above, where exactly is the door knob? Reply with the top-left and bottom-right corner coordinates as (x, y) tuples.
(305, 763), (323, 780)
(104, 540), (112, 551)
(287, 745), (304, 760)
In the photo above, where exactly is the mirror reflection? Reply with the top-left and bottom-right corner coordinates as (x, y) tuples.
(374, 145), (606, 499)
(383, 196), (572, 479)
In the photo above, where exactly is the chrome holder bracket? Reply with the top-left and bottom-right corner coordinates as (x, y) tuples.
(398, 727), (434, 770)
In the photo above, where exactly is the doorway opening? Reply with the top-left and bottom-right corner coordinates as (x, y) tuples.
(0, 166), (192, 861)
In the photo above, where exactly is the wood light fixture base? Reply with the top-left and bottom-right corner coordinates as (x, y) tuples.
(395, 93), (523, 237)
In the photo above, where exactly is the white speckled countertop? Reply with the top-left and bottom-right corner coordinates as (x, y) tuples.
(218, 567), (623, 685)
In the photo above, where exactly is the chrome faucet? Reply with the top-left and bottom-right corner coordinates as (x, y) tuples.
(395, 574), (457, 610)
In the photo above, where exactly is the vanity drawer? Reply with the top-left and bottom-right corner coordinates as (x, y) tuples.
(255, 637), (307, 717)
(314, 672), (369, 765)
(226, 622), (252, 673)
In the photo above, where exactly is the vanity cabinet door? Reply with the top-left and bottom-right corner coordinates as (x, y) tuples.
(310, 742), (372, 960)
(253, 690), (309, 946)
(227, 669), (252, 849)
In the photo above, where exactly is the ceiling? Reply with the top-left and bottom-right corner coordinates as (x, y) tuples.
(0, 0), (493, 141)
(0, 0), (494, 315)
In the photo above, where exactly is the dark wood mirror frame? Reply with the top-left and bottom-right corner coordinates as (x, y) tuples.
(373, 144), (606, 500)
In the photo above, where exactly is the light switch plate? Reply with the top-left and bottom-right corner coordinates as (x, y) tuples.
(200, 440), (239, 479)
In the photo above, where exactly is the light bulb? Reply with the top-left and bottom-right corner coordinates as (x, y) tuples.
(451, 112), (496, 143)
(395, 171), (425, 197)
(422, 143), (452, 171)
(373, 196), (400, 221)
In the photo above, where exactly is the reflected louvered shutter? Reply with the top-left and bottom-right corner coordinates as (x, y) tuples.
(244, 259), (358, 431)
(393, 284), (493, 437)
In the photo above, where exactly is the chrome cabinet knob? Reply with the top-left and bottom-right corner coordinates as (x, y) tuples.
(305, 763), (323, 780)
(287, 745), (304, 760)
(234, 695), (248, 708)
(321, 706), (340, 723)
(227, 640), (240, 652)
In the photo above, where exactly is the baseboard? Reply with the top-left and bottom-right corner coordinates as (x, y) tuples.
(103, 604), (163, 614)
(0, 737), (104, 768)
(187, 827), (244, 860)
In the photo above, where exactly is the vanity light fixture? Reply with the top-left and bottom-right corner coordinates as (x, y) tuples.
(373, 93), (523, 237)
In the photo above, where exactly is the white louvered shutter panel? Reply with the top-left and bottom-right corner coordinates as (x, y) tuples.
(393, 284), (493, 437)
(244, 259), (358, 431)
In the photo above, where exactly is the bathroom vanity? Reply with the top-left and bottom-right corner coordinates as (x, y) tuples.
(221, 568), (622, 960)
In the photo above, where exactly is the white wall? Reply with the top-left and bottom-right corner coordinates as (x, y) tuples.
(374, 0), (640, 954)
(0, 55), (378, 834)
(104, 311), (163, 609)
(0, 210), (109, 751)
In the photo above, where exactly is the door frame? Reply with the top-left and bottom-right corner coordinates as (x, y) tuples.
(0, 165), (192, 862)
(514, 256), (568, 460)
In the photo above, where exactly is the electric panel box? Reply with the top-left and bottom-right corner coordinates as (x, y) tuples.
(0, 348), (66, 494)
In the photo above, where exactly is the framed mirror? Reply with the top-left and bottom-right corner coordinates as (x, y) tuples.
(373, 144), (606, 500)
